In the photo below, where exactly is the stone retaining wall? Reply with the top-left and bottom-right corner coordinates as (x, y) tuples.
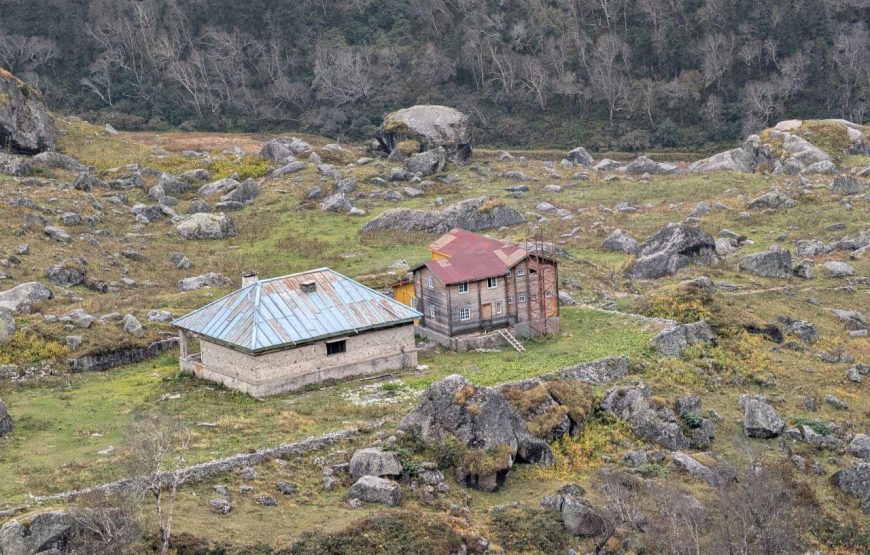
(68, 338), (179, 373)
(30, 427), (361, 504)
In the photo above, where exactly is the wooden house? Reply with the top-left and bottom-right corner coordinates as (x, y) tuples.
(394, 229), (559, 351)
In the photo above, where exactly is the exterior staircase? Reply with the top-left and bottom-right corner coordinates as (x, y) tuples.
(497, 328), (526, 353)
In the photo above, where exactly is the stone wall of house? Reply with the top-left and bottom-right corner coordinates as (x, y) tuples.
(194, 324), (417, 396)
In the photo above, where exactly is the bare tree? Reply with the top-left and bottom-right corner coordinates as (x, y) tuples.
(585, 33), (633, 126)
(0, 30), (57, 74)
(313, 42), (375, 107)
(68, 490), (141, 554)
(125, 414), (192, 555)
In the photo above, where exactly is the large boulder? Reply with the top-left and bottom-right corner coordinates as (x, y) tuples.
(361, 197), (524, 235)
(848, 434), (870, 460)
(176, 213), (236, 240)
(747, 189), (796, 210)
(405, 147), (447, 176)
(347, 475), (401, 507)
(32, 151), (87, 172)
(260, 136), (309, 162)
(627, 223), (717, 280)
(0, 153), (33, 176)
(738, 249), (792, 278)
(831, 463), (870, 514)
(220, 178), (259, 204)
(46, 259), (87, 288)
(0, 399), (12, 435)
(178, 272), (233, 292)
(542, 485), (609, 537)
(740, 395), (784, 439)
(831, 175), (868, 196)
(376, 105), (472, 164)
(689, 136), (767, 173)
(549, 356), (630, 385)
(0, 510), (73, 555)
(349, 448), (403, 478)
(600, 382), (690, 451)
(624, 156), (679, 175)
(651, 321), (717, 357)
(0, 69), (56, 154)
(602, 229), (639, 254)
(0, 282), (53, 313)
(565, 147), (594, 166)
(399, 374), (552, 491)
(499, 379), (572, 441)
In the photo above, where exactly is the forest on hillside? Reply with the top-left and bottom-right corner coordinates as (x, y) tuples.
(2, 0), (868, 149)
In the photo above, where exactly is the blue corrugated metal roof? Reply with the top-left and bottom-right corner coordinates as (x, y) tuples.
(172, 268), (421, 353)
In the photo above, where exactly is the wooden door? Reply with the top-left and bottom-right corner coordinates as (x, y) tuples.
(481, 303), (492, 320)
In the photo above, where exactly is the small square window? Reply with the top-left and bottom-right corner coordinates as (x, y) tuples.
(429, 304), (437, 318)
(518, 294), (527, 303)
(458, 282), (469, 294)
(508, 296), (514, 304)
(326, 340), (346, 356)
(427, 276), (434, 288)
(517, 268), (526, 277)
(487, 277), (498, 289)
(506, 270), (512, 277)
(459, 307), (471, 321)
(546, 290), (553, 297)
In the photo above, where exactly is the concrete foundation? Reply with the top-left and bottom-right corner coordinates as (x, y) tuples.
(416, 317), (560, 352)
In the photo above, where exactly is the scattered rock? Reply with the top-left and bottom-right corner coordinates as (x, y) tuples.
(739, 248), (792, 278)
(347, 475), (401, 507)
(46, 259), (87, 288)
(405, 147), (447, 176)
(176, 213), (236, 240)
(349, 448), (403, 478)
(362, 197), (524, 235)
(600, 382), (690, 450)
(0, 282), (53, 313)
(824, 261), (854, 277)
(627, 223), (717, 280)
(625, 156), (679, 175)
(831, 175), (868, 196)
(565, 147), (594, 166)
(741, 395), (784, 439)
(178, 273), (233, 292)
(848, 434), (870, 460)
(831, 463), (870, 514)
(121, 314), (144, 337)
(672, 452), (720, 486)
(208, 498), (233, 514)
(747, 189), (796, 210)
(602, 229), (639, 254)
(651, 321), (717, 357)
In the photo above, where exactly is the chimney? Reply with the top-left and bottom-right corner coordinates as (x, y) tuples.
(300, 280), (317, 293)
(242, 271), (258, 288)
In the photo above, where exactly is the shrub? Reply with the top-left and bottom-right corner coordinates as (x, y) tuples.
(0, 331), (69, 365)
(792, 418), (833, 436)
(285, 512), (465, 555)
(488, 506), (569, 554)
(644, 293), (712, 323)
(457, 444), (514, 477)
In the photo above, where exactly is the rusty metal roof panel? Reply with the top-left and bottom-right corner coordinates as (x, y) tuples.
(173, 268), (421, 353)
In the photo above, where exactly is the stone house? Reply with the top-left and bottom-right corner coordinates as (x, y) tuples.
(393, 229), (559, 351)
(173, 268), (421, 396)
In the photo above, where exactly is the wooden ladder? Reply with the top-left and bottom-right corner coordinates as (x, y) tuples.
(497, 329), (526, 353)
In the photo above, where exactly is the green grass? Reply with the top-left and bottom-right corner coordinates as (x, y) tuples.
(0, 307), (654, 505)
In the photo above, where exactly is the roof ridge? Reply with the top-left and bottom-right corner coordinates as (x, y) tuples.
(250, 281), (262, 350)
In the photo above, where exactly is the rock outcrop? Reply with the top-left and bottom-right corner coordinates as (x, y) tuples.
(627, 223), (717, 280)
(831, 462), (870, 514)
(399, 374), (552, 491)
(651, 321), (717, 357)
(0, 510), (73, 555)
(602, 229), (639, 254)
(689, 135), (772, 173)
(178, 272), (234, 292)
(349, 448), (403, 478)
(375, 105), (472, 164)
(740, 395), (784, 439)
(738, 249), (793, 278)
(600, 382), (690, 450)
(0, 282), (53, 313)
(347, 475), (401, 507)
(361, 197), (524, 235)
(0, 69), (56, 154)
(176, 213), (236, 240)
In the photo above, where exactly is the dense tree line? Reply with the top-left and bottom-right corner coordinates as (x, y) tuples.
(2, 0), (868, 149)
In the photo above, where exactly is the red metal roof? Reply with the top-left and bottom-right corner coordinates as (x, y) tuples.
(422, 229), (530, 285)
